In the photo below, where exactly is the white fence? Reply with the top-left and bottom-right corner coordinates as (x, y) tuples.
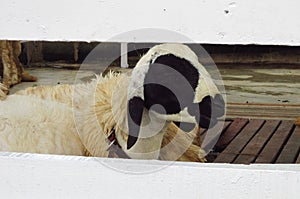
(1, 0), (300, 46)
(0, 153), (299, 199)
(1, 0), (300, 198)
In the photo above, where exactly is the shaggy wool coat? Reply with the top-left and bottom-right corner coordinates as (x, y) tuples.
(0, 72), (206, 162)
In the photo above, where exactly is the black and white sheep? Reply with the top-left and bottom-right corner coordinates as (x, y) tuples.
(127, 43), (225, 149)
(0, 43), (224, 161)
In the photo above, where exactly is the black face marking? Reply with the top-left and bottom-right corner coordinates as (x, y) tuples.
(153, 54), (199, 90)
(198, 96), (214, 128)
(143, 54), (199, 115)
(127, 96), (144, 149)
(189, 94), (225, 129)
(127, 53), (225, 149)
(144, 83), (181, 114)
(127, 54), (200, 149)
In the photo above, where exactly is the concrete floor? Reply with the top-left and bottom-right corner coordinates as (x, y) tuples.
(10, 65), (300, 120)
(10, 67), (96, 94)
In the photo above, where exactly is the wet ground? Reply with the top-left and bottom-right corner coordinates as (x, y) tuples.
(219, 66), (300, 104)
(10, 65), (300, 120)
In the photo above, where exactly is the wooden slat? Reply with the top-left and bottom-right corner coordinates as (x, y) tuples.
(234, 120), (280, 164)
(255, 120), (295, 163)
(226, 103), (300, 120)
(214, 118), (248, 151)
(201, 121), (232, 153)
(214, 119), (264, 163)
(296, 153), (300, 164)
(276, 126), (300, 163)
(200, 121), (231, 145)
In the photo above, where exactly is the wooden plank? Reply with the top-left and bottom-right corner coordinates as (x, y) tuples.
(214, 119), (264, 163)
(234, 120), (280, 164)
(200, 121), (231, 145)
(296, 153), (300, 164)
(201, 121), (233, 153)
(255, 120), (294, 163)
(226, 103), (300, 120)
(213, 118), (248, 151)
(276, 125), (300, 163)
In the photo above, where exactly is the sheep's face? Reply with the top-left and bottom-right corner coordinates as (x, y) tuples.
(127, 44), (225, 149)
(142, 54), (225, 130)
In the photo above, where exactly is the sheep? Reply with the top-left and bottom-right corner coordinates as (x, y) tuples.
(0, 72), (206, 162)
(0, 95), (86, 155)
(1, 43), (224, 161)
(76, 73), (207, 159)
(127, 43), (225, 149)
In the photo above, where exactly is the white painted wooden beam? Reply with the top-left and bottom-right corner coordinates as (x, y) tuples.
(0, 153), (299, 199)
(120, 43), (129, 68)
(0, 0), (299, 46)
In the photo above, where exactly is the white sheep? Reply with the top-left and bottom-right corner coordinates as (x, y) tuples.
(0, 95), (86, 155)
(0, 72), (206, 161)
(0, 43), (224, 162)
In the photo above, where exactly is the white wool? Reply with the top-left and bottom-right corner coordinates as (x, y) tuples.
(0, 74), (169, 159)
(128, 43), (220, 103)
(79, 74), (171, 159)
(0, 70), (206, 161)
(0, 95), (85, 155)
(0, 95), (67, 122)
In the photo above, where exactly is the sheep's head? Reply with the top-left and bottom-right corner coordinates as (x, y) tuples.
(127, 44), (225, 150)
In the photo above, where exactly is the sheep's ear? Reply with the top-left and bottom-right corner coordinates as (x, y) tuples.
(127, 96), (144, 149)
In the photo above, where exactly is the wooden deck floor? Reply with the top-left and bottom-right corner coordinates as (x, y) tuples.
(209, 118), (300, 164)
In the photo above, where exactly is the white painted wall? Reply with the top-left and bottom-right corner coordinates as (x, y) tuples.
(0, 0), (299, 45)
(0, 153), (299, 199)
